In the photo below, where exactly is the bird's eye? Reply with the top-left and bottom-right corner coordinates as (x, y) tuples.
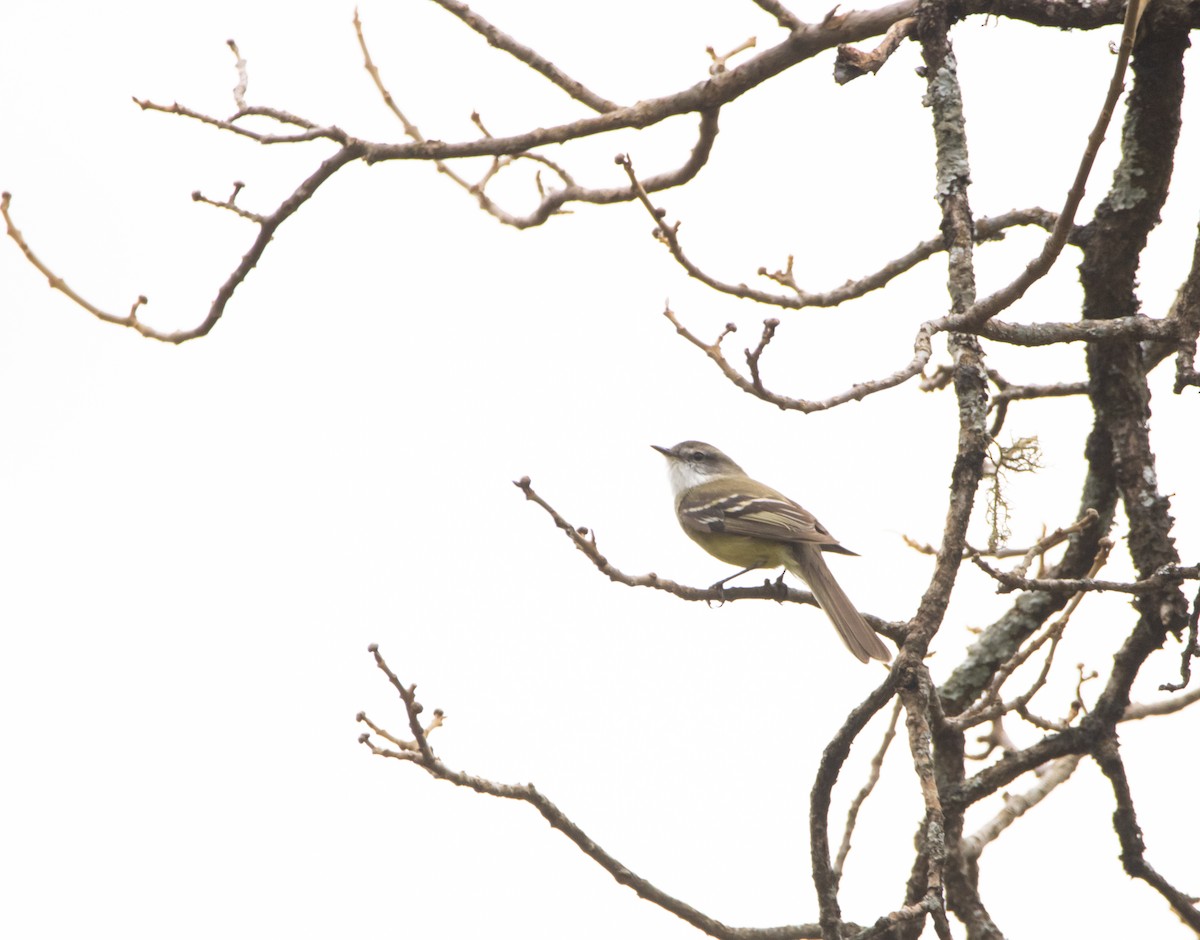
(691, 451), (707, 461)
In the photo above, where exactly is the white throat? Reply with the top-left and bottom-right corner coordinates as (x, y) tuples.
(666, 460), (724, 497)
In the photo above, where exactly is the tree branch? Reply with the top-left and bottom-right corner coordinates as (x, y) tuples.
(359, 645), (851, 940)
(954, 0), (1146, 329)
(810, 676), (899, 938)
(960, 754), (1082, 860)
(4, 141), (364, 342)
(1091, 738), (1200, 930)
(971, 559), (1199, 596)
(834, 699), (902, 881)
(513, 476), (904, 645)
(425, 0), (621, 113)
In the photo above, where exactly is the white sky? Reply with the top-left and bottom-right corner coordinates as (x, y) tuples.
(2, 2), (1198, 938)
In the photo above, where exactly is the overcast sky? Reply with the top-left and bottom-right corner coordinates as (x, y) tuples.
(2, 2), (1198, 938)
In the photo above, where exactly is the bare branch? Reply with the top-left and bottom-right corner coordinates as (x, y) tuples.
(356, 704), (443, 753)
(135, 98), (340, 144)
(899, 670), (948, 931)
(664, 304), (935, 413)
(810, 676), (899, 937)
(903, 533), (1066, 562)
(226, 39), (248, 110)
(425, 0), (620, 113)
(834, 17), (916, 84)
(749, 0), (804, 31)
(953, 723), (1087, 812)
(953, 538), (1110, 731)
(362, 643), (436, 763)
(987, 376), (1088, 440)
(623, 162), (1059, 311)
(1123, 683), (1200, 720)
(971, 558), (1199, 596)
(1157, 582), (1200, 693)
(1091, 738), (1200, 931)
(955, 0), (1145, 328)
(513, 476), (904, 645)
(964, 715), (1017, 762)
(13, 1), (928, 341)
(3, 192), (151, 331)
(1004, 510), (1099, 581)
(191, 180), (263, 222)
(975, 315), (1178, 346)
(834, 698), (902, 880)
(353, 10), (509, 216)
(990, 379), (1088, 405)
(901, 0), (989, 665)
(359, 645), (847, 940)
(708, 37), (758, 75)
(11, 0), (1147, 342)
(4, 143), (364, 341)
(960, 754), (1083, 860)
(1168, 219), (1200, 393)
(955, 622), (1067, 734)
(618, 127), (1091, 416)
(339, 2), (930, 165)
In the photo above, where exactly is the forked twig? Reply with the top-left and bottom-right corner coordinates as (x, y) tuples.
(359, 644), (842, 940)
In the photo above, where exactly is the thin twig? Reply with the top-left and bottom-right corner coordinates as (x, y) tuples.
(834, 17), (916, 84)
(1123, 683), (1200, 720)
(960, 754), (1082, 859)
(424, 0), (620, 113)
(708, 37), (758, 74)
(622, 158), (1060, 312)
(749, 0), (804, 31)
(834, 698), (902, 880)
(359, 645), (840, 940)
(956, 0), (1146, 328)
(970, 559), (1198, 596)
(191, 181), (263, 222)
(954, 539), (1113, 731)
(664, 303), (934, 413)
(1003, 510), (1098, 581)
(4, 144), (364, 341)
(227, 39), (248, 110)
(811, 676), (899, 938)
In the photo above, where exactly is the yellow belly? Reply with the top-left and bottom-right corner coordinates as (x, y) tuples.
(684, 529), (794, 570)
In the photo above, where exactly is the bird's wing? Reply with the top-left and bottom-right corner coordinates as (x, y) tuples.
(677, 481), (850, 551)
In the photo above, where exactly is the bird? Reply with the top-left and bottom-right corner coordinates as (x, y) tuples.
(652, 440), (890, 663)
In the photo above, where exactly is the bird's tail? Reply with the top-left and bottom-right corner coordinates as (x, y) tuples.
(787, 544), (891, 663)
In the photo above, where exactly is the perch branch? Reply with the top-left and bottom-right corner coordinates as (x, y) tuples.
(513, 476), (903, 645)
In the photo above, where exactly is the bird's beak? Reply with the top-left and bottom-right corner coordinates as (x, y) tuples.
(651, 444), (671, 457)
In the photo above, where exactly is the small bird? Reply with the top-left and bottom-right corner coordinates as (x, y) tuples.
(653, 440), (890, 663)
